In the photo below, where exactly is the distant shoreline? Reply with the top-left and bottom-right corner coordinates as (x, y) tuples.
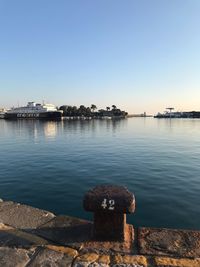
(127, 114), (153, 118)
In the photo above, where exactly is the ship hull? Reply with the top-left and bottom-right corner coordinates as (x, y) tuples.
(4, 111), (62, 120)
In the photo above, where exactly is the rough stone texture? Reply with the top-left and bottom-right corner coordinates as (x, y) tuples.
(46, 245), (78, 257)
(81, 224), (134, 254)
(98, 255), (110, 265)
(83, 185), (135, 213)
(32, 215), (93, 250)
(0, 201), (55, 229)
(0, 247), (35, 267)
(74, 253), (99, 267)
(112, 254), (148, 267)
(0, 201), (15, 211)
(154, 256), (200, 267)
(0, 223), (13, 230)
(28, 247), (76, 267)
(139, 227), (200, 258)
(0, 223), (49, 248)
(1, 200), (200, 266)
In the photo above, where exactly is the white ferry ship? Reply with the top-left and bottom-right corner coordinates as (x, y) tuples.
(4, 102), (62, 120)
(0, 108), (7, 119)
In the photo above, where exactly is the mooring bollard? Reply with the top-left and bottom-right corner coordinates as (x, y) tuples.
(83, 185), (135, 241)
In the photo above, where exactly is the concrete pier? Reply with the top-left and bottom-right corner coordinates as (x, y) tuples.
(0, 197), (200, 266)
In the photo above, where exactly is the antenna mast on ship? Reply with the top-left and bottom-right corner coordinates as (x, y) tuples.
(166, 107), (174, 118)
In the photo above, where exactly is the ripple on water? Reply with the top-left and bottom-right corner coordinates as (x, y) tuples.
(0, 118), (200, 229)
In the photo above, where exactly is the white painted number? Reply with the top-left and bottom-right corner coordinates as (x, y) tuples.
(101, 198), (107, 209)
(108, 199), (115, 210)
(101, 199), (115, 210)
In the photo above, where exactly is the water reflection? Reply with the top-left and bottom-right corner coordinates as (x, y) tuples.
(2, 118), (200, 143)
(1, 118), (200, 229)
(1, 118), (128, 141)
(43, 122), (57, 139)
(3, 120), (58, 141)
(155, 118), (200, 135)
(61, 118), (127, 134)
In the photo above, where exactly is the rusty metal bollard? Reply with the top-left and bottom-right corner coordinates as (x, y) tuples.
(83, 185), (135, 241)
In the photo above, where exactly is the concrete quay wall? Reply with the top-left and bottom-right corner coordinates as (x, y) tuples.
(0, 199), (200, 267)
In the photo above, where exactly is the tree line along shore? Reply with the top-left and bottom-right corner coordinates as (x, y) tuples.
(59, 104), (128, 118)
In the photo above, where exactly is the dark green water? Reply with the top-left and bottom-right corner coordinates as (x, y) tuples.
(0, 118), (200, 229)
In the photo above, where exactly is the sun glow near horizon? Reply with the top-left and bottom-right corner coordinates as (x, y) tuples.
(0, 0), (200, 114)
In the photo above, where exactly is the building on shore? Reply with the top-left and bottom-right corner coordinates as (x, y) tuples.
(154, 109), (200, 118)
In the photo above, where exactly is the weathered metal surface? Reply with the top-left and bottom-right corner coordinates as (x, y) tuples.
(93, 212), (126, 241)
(83, 184), (135, 213)
(83, 185), (135, 241)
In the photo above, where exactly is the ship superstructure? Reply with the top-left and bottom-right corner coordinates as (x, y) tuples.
(4, 102), (62, 120)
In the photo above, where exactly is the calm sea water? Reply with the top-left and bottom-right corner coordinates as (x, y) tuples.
(0, 118), (200, 230)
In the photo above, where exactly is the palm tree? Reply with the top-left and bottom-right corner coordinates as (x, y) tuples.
(91, 104), (97, 112)
(78, 105), (87, 116)
(106, 107), (110, 111)
(72, 106), (77, 116)
(86, 107), (92, 116)
(59, 105), (69, 115)
(112, 105), (116, 110)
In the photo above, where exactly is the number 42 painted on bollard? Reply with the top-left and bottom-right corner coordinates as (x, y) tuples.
(101, 198), (115, 210)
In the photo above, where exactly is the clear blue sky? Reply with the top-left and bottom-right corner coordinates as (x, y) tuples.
(0, 0), (200, 114)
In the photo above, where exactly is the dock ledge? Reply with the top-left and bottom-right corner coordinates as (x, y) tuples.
(0, 186), (200, 267)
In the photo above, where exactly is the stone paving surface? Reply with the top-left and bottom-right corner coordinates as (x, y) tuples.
(0, 224), (48, 248)
(0, 201), (55, 229)
(139, 227), (200, 258)
(0, 247), (36, 267)
(0, 199), (200, 266)
(28, 247), (76, 267)
(32, 215), (93, 250)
